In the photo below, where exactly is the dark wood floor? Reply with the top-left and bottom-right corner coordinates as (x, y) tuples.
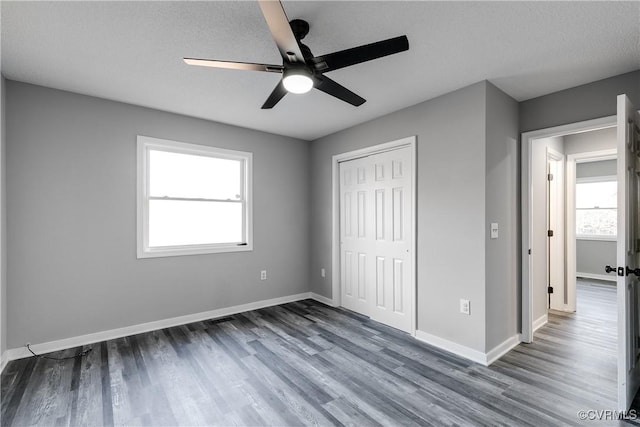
(2, 280), (639, 426)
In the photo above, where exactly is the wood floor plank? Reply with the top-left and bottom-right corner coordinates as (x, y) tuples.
(100, 342), (114, 426)
(3, 280), (638, 426)
(322, 398), (384, 427)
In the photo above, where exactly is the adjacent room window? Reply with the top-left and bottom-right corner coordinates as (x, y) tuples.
(137, 136), (252, 258)
(575, 176), (617, 239)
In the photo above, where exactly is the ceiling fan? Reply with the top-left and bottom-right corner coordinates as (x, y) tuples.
(183, 0), (409, 109)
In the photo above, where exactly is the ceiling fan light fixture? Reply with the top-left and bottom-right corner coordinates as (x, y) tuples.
(282, 69), (313, 94)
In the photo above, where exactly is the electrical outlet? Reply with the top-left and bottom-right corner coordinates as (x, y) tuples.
(260, 270), (267, 280)
(321, 268), (326, 278)
(460, 299), (470, 315)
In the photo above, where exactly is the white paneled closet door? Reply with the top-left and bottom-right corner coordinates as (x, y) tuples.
(339, 146), (414, 333)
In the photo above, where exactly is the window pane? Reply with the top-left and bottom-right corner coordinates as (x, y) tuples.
(149, 150), (242, 200)
(149, 200), (243, 247)
(576, 181), (617, 209)
(576, 208), (617, 236)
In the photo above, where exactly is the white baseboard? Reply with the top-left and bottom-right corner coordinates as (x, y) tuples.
(550, 306), (575, 313)
(3, 291), (519, 370)
(415, 330), (488, 365)
(533, 313), (548, 332)
(309, 292), (336, 307)
(415, 330), (520, 366)
(577, 272), (616, 282)
(4, 292), (314, 363)
(486, 335), (521, 365)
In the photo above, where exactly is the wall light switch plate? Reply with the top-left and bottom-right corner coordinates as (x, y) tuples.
(321, 268), (326, 278)
(260, 270), (267, 280)
(490, 223), (499, 239)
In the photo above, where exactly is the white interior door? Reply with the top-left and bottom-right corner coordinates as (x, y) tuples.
(547, 149), (565, 311)
(617, 94), (640, 410)
(340, 155), (373, 316)
(339, 147), (414, 333)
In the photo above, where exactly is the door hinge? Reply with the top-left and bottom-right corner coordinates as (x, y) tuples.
(528, 249), (531, 255)
(548, 286), (554, 294)
(547, 173), (554, 181)
(547, 230), (554, 237)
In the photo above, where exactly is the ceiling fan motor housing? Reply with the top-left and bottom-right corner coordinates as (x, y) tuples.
(289, 19), (309, 40)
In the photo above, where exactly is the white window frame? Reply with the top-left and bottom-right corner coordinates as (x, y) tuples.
(136, 135), (253, 258)
(575, 174), (617, 241)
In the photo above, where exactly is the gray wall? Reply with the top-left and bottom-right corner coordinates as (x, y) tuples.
(310, 81), (520, 353)
(565, 127), (616, 156)
(5, 68), (637, 355)
(520, 70), (640, 133)
(577, 240), (616, 279)
(576, 159), (616, 178)
(6, 81), (310, 348)
(1, 76), (6, 357)
(575, 157), (617, 280)
(485, 82), (519, 350)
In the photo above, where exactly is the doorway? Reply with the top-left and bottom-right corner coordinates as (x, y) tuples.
(521, 103), (640, 410)
(331, 136), (416, 334)
(566, 148), (618, 313)
(522, 116), (617, 342)
(527, 127), (617, 333)
(542, 143), (618, 317)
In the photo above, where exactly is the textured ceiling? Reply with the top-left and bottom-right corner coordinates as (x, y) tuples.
(2, 1), (639, 140)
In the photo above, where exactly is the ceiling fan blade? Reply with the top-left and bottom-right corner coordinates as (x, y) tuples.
(257, 0), (305, 63)
(261, 80), (288, 109)
(313, 75), (366, 107)
(312, 35), (409, 73)
(184, 58), (283, 73)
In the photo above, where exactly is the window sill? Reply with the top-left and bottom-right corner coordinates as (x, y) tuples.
(576, 236), (617, 242)
(137, 243), (253, 259)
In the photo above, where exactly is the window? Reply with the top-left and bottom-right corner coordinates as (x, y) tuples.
(575, 176), (617, 239)
(137, 136), (252, 258)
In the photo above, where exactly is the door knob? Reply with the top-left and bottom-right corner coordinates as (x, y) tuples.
(626, 266), (640, 277)
(605, 265), (617, 274)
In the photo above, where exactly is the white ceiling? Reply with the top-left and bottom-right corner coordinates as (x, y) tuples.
(2, 1), (639, 140)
